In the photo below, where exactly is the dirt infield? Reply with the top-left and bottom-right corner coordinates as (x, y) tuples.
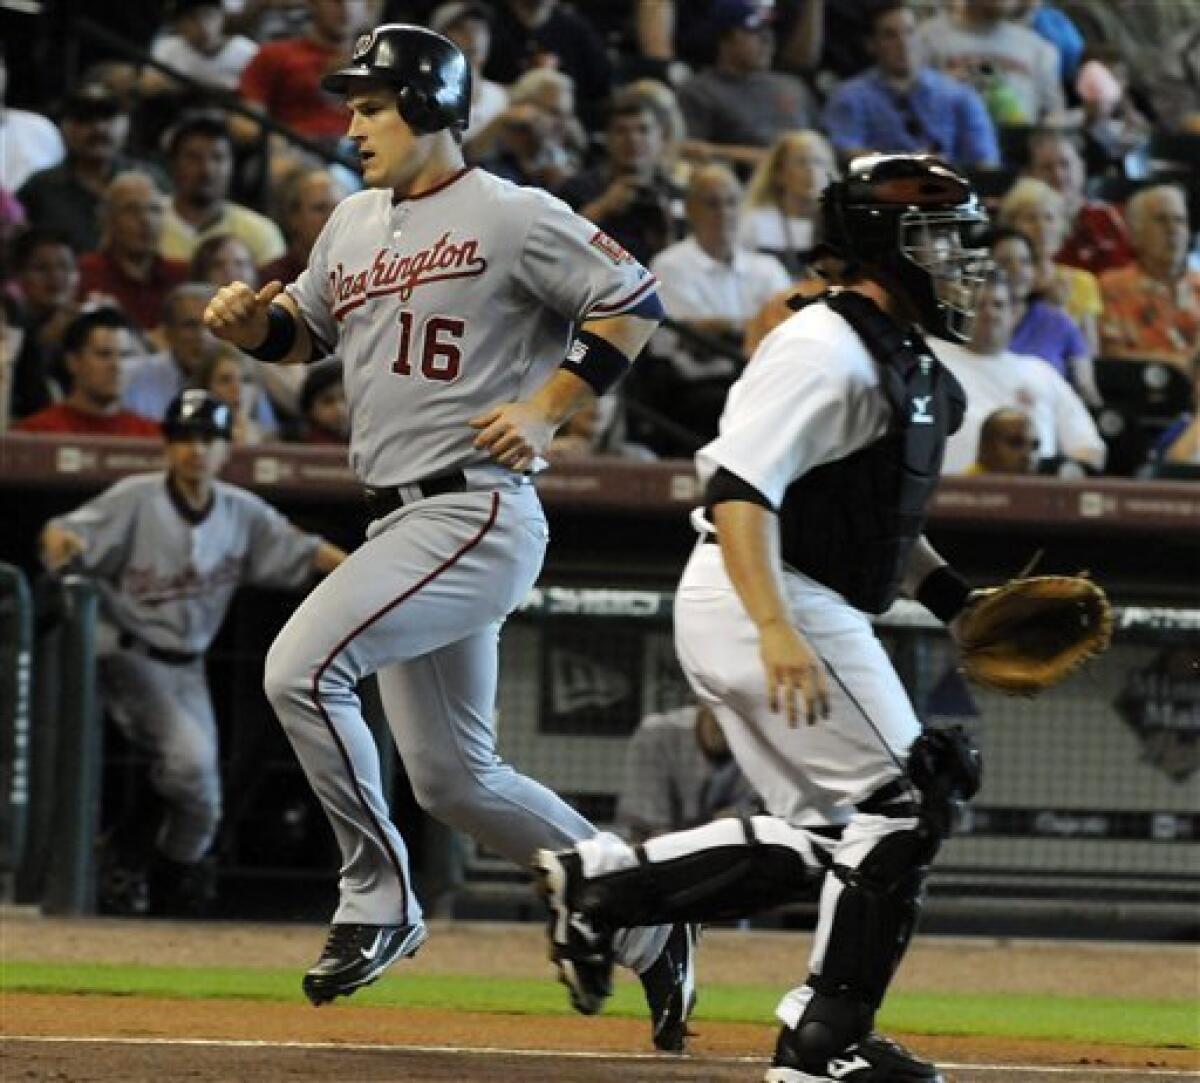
(3, 912), (1197, 1082)
(6, 1036), (1200, 1083)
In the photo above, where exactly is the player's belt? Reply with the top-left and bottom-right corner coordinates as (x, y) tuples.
(363, 470), (469, 519)
(117, 631), (201, 666)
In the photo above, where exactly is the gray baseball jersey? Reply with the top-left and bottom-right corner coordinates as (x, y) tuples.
(50, 472), (320, 864)
(286, 167), (659, 485)
(266, 166), (670, 976)
(51, 472), (319, 654)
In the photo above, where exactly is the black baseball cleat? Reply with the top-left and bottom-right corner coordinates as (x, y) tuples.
(764, 1030), (945, 1082)
(532, 848), (614, 1015)
(639, 922), (698, 1053)
(302, 922), (428, 1006)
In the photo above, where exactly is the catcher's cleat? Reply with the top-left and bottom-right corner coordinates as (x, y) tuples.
(765, 1031), (945, 1082)
(639, 921), (698, 1053)
(532, 848), (614, 1015)
(302, 922), (428, 1006)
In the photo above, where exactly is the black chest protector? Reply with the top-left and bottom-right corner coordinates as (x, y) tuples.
(777, 291), (965, 614)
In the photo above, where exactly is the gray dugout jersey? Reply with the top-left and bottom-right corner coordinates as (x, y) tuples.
(286, 167), (660, 487)
(50, 473), (320, 655)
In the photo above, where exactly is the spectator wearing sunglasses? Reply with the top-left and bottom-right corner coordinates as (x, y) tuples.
(823, 0), (998, 169)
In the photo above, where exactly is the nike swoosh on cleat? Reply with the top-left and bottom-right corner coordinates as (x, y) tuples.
(360, 932), (385, 962)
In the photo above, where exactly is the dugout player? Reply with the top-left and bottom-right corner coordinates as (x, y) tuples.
(39, 389), (346, 914)
(534, 155), (989, 1082)
(201, 24), (695, 1051)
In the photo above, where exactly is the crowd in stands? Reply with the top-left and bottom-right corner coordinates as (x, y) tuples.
(2, 0), (1198, 477)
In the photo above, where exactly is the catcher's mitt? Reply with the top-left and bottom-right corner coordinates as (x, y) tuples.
(956, 575), (1113, 696)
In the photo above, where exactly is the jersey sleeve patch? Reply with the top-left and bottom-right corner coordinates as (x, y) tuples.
(589, 230), (635, 266)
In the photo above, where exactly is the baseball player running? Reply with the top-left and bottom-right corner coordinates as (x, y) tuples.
(39, 390), (346, 914)
(534, 156), (989, 1082)
(202, 24), (695, 1051)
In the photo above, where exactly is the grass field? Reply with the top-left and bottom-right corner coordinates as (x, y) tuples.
(4, 960), (1197, 1050)
(5, 918), (1198, 1081)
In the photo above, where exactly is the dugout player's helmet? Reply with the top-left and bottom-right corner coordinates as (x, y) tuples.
(163, 389), (234, 442)
(321, 24), (472, 135)
(819, 154), (989, 341)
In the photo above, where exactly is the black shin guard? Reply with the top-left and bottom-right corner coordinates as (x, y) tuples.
(782, 828), (938, 1068)
(822, 860), (930, 1010)
(786, 825), (939, 1069)
(576, 817), (826, 928)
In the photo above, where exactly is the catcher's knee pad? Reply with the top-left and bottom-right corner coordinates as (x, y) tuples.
(577, 816), (826, 927)
(907, 725), (982, 840)
(814, 822), (933, 1012)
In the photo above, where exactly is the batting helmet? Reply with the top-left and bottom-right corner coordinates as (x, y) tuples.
(321, 24), (472, 135)
(819, 154), (989, 342)
(163, 389), (234, 442)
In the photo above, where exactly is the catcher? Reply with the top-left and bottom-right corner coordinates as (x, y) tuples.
(532, 156), (1111, 1083)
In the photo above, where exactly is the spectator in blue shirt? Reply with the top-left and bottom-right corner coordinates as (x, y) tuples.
(821, 0), (999, 169)
(1017, 0), (1084, 86)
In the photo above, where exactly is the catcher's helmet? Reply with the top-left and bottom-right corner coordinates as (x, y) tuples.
(321, 24), (472, 135)
(163, 389), (234, 442)
(820, 154), (989, 341)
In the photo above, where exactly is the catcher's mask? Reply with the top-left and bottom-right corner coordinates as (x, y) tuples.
(819, 154), (990, 341)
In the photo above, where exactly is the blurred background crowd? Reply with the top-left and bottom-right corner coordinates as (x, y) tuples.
(1, 0), (1198, 478)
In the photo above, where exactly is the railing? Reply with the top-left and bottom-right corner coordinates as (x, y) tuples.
(0, 564), (33, 903)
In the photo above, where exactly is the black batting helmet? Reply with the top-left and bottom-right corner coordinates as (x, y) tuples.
(321, 24), (472, 135)
(820, 154), (989, 341)
(163, 389), (234, 442)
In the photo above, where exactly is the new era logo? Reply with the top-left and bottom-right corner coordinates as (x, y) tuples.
(548, 648), (630, 713)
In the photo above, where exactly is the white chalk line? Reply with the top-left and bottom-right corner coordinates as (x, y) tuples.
(2, 1035), (1197, 1077)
